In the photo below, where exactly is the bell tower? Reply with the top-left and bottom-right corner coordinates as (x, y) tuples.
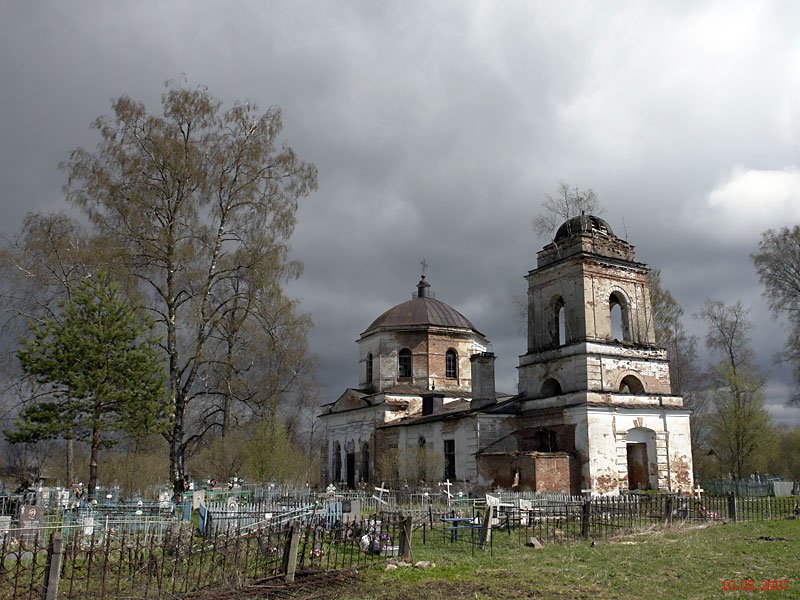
(519, 214), (671, 397)
(516, 215), (693, 494)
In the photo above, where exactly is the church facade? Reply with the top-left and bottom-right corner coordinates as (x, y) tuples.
(319, 215), (694, 495)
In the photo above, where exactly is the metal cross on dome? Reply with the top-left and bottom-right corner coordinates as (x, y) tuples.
(420, 258), (428, 276)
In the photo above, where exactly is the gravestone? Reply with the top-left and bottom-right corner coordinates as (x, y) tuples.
(341, 500), (361, 523)
(0, 515), (11, 539)
(19, 505), (43, 543)
(485, 494), (501, 507)
(192, 490), (206, 510)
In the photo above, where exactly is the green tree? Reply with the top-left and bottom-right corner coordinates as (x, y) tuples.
(1, 212), (112, 484)
(698, 299), (773, 480)
(752, 225), (800, 405)
(10, 271), (168, 500)
(62, 81), (318, 486)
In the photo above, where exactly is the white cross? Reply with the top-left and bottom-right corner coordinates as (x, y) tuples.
(442, 479), (453, 506)
(373, 481), (390, 506)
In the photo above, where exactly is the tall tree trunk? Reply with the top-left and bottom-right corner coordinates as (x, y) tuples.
(88, 420), (100, 502)
(66, 436), (74, 485)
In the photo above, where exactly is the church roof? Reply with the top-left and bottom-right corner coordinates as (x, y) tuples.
(554, 214), (615, 242)
(362, 276), (482, 335)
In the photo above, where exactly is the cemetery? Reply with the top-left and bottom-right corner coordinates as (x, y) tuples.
(1, 479), (798, 599)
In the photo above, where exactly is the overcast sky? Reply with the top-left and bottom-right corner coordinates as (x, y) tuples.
(2, 1), (800, 426)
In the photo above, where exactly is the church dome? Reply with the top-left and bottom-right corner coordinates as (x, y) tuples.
(362, 276), (481, 335)
(554, 214), (615, 242)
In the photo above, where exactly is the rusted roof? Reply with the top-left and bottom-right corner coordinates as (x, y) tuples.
(362, 296), (479, 335)
(361, 277), (483, 336)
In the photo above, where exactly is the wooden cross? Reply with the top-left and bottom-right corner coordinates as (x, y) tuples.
(372, 481), (390, 506)
(442, 479), (453, 506)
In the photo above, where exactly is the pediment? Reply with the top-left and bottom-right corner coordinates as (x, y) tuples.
(328, 388), (370, 412)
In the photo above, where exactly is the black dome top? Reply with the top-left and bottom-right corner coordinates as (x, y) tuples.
(554, 214), (615, 242)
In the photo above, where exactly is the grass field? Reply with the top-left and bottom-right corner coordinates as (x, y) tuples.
(342, 519), (800, 599)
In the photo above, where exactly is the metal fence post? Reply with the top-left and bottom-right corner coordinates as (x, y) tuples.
(727, 492), (737, 522)
(663, 496), (674, 525)
(581, 499), (590, 539)
(41, 534), (63, 600)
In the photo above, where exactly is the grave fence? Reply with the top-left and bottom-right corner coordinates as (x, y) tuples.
(1, 492), (798, 599)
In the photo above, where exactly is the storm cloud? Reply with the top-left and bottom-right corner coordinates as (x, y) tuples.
(2, 1), (800, 424)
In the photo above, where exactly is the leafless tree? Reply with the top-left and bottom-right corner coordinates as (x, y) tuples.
(649, 270), (707, 450)
(752, 225), (800, 405)
(697, 299), (773, 480)
(531, 182), (603, 240)
(62, 81), (318, 485)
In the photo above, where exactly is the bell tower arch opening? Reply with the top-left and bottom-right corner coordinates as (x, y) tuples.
(550, 296), (566, 347)
(609, 291), (630, 342)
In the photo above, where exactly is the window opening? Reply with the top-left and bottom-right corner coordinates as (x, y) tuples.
(398, 348), (412, 378)
(366, 353), (373, 383)
(361, 442), (370, 483)
(534, 429), (559, 452)
(333, 442), (342, 482)
(445, 349), (458, 379)
(551, 296), (566, 346)
(541, 378), (562, 397)
(609, 292), (629, 342)
(619, 375), (645, 394)
(444, 439), (456, 480)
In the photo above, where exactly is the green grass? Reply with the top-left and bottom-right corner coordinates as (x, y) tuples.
(342, 520), (800, 599)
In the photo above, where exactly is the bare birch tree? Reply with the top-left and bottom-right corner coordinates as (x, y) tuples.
(62, 81), (318, 487)
(752, 225), (800, 405)
(698, 299), (773, 480)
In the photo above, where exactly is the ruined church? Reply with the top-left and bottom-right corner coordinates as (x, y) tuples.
(319, 215), (693, 495)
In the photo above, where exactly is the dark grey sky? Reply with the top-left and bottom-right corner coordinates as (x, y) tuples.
(2, 1), (800, 425)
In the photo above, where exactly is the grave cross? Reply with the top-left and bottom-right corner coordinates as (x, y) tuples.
(442, 479), (453, 506)
(373, 481), (390, 506)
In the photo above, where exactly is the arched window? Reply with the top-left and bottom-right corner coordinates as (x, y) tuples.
(619, 375), (645, 394)
(333, 442), (342, 482)
(366, 353), (373, 383)
(551, 296), (566, 346)
(398, 348), (412, 378)
(541, 378), (562, 397)
(445, 349), (457, 379)
(609, 291), (630, 342)
(361, 442), (370, 483)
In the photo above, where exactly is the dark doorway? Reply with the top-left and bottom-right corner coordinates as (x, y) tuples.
(626, 443), (649, 490)
(346, 453), (356, 489)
